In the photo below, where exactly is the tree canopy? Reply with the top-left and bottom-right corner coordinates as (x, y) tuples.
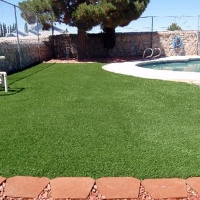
(19, 0), (56, 30)
(167, 22), (182, 31)
(51, 0), (150, 30)
(19, 0), (150, 59)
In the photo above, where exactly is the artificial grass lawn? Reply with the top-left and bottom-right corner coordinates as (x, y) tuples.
(1, 62), (200, 179)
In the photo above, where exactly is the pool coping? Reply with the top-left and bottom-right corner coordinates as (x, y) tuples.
(102, 56), (200, 85)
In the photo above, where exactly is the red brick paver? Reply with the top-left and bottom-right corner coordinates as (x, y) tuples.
(4, 176), (50, 198)
(0, 176), (6, 198)
(0, 176), (6, 184)
(96, 177), (140, 199)
(141, 178), (188, 199)
(2, 176), (200, 199)
(51, 177), (95, 199)
(186, 177), (200, 194)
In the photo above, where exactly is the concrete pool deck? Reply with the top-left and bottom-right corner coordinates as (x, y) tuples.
(102, 56), (200, 85)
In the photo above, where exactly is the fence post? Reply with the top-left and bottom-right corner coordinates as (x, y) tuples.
(14, 5), (22, 70)
(197, 15), (200, 55)
(150, 16), (154, 48)
(36, 14), (41, 62)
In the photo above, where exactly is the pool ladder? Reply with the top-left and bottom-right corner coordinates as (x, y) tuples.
(143, 48), (161, 59)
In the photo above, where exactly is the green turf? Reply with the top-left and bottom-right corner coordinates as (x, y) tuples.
(1, 62), (200, 179)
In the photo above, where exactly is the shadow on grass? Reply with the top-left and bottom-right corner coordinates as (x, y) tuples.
(0, 63), (56, 96)
(0, 87), (25, 96)
(8, 63), (56, 86)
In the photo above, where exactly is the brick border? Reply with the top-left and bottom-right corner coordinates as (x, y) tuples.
(0, 176), (200, 199)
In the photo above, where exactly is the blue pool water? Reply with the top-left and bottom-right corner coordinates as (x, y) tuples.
(137, 60), (200, 72)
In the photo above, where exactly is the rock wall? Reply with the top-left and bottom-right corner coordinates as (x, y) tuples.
(50, 34), (78, 59)
(53, 31), (199, 59)
(0, 31), (198, 73)
(0, 37), (52, 73)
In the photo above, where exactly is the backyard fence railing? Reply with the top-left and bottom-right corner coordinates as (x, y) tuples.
(120, 15), (200, 32)
(0, 0), (44, 72)
(1, 0), (200, 72)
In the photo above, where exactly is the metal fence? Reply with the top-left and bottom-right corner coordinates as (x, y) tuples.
(1, 0), (200, 71)
(1, 0), (200, 35)
(115, 15), (200, 32)
(0, 0), (39, 37)
(0, 0), (43, 71)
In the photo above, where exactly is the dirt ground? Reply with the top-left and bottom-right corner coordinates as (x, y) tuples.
(45, 56), (141, 64)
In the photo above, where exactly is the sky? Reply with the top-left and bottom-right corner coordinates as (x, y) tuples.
(1, 0), (200, 33)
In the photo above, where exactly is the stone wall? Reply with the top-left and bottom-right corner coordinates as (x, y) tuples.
(53, 30), (199, 59)
(0, 31), (199, 73)
(0, 37), (52, 73)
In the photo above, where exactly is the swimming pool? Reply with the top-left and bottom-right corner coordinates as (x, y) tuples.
(102, 56), (200, 85)
(137, 60), (200, 72)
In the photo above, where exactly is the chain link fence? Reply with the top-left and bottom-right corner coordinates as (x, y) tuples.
(1, 0), (200, 72)
(116, 15), (200, 32)
(0, 0), (49, 72)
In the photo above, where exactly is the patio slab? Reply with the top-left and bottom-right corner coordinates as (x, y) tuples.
(0, 176), (6, 185)
(141, 178), (187, 199)
(51, 177), (95, 199)
(186, 177), (200, 194)
(96, 177), (140, 199)
(4, 176), (50, 198)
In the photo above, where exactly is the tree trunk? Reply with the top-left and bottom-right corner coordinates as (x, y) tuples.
(77, 28), (86, 60)
(103, 27), (116, 49)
